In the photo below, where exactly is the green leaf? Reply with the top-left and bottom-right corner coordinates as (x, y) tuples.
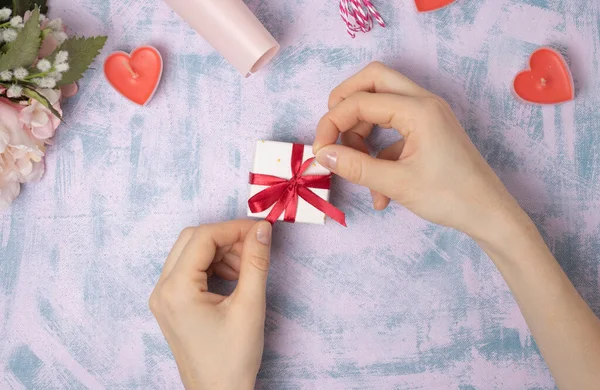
(33, 0), (48, 15)
(22, 86), (63, 121)
(1, 38), (15, 54)
(0, 7), (40, 71)
(48, 35), (107, 86)
(13, 0), (47, 16)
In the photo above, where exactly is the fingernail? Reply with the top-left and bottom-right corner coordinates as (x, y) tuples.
(256, 222), (272, 246)
(317, 150), (337, 171)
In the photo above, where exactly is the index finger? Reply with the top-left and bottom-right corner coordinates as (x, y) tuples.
(158, 227), (195, 284)
(169, 220), (256, 283)
(314, 92), (424, 152)
(328, 62), (434, 109)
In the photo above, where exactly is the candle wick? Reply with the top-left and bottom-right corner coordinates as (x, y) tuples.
(122, 60), (139, 79)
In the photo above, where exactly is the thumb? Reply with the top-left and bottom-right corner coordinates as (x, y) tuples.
(315, 144), (402, 196)
(235, 221), (272, 305)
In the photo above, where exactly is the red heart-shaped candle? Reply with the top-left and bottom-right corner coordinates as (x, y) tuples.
(104, 46), (163, 106)
(415, 0), (455, 12)
(513, 47), (574, 105)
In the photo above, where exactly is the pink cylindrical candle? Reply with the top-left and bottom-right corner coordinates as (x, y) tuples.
(163, 0), (280, 77)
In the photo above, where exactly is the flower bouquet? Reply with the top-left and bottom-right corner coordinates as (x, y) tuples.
(0, 0), (106, 212)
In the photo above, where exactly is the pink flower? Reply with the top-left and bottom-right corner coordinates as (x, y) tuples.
(0, 99), (46, 212)
(39, 34), (59, 57)
(61, 82), (78, 98)
(0, 99), (23, 153)
(19, 89), (62, 141)
(0, 99), (45, 165)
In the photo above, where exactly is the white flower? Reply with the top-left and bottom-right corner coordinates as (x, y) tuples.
(55, 51), (69, 65)
(13, 67), (28, 80)
(7, 85), (22, 98)
(32, 77), (56, 89)
(40, 14), (46, 22)
(53, 31), (68, 44)
(48, 71), (63, 81)
(0, 70), (12, 81)
(36, 59), (52, 72)
(55, 63), (69, 73)
(45, 78), (57, 88)
(2, 28), (17, 42)
(46, 18), (63, 32)
(9, 16), (22, 28)
(0, 8), (11, 21)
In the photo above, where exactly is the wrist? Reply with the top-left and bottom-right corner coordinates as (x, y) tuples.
(469, 199), (546, 264)
(186, 378), (255, 390)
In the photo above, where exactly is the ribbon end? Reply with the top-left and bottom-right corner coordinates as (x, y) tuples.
(326, 214), (347, 227)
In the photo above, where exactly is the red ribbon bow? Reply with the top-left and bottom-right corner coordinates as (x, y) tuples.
(248, 144), (346, 226)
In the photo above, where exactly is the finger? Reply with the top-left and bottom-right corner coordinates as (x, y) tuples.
(341, 131), (369, 153)
(341, 132), (391, 210)
(371, 140), (406, 210)
(316, 121), (373, 157)
(170, 220), (255, 283)
(229, 241), (244, 258)
(329, 62), (434, 109)
(314, 92), (423, 152)
(378, 139), (406, 161)
(222, 251), (241, 273)
(370, 190), (390, 211)
(315, 144), (403, 196)
(234, 221), (272, 306)
(199, 292), (228, 305)
(159, 227), (195, 283)
(213, 261), (240, 281)
(342, 121), (375, 142)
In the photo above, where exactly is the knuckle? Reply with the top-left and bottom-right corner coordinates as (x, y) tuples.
(195, 225), (209, 235)
(422, 96), (449, 113)
(328, 88), (342, 109)
(149, 279), (191, 317)
(179, 227), (195, 240)
(345, 157), (365, 185)
(318, 114), (332, 129)
(248, 253), (270, 273)
(148, 290), (160, 314)
(159, 280), (186, 311)
(366, 61), (386, 73)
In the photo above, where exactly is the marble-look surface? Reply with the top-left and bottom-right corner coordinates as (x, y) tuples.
(2, 0), (599, 388)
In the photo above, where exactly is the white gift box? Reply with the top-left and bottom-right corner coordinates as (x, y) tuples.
(247, 141), (331, 225)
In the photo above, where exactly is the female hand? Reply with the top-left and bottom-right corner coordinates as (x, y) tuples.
(149, 220), (272, 390)
(313, 62), (522, 241)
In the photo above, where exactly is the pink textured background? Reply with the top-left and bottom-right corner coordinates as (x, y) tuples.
(2, 0), (600, 388)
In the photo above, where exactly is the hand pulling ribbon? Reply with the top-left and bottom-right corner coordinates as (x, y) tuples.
(339, 0), (385, 38)
(248, 144), (347, 226)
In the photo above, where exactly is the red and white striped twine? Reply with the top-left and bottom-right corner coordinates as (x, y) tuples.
(339, 0), (385, 38)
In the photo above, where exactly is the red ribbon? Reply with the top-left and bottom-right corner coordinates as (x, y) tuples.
(248, 143), (346, 226)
